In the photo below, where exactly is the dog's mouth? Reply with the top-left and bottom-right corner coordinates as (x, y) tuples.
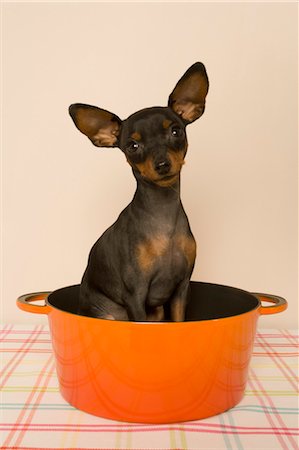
(132, 149), (185, 188)
(155, 173), (179, 187)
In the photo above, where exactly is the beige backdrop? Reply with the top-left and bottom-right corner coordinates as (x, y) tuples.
(2, 2), (298, 327)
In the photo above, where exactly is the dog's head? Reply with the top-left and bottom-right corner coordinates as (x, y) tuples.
(69, 63), (209, 187)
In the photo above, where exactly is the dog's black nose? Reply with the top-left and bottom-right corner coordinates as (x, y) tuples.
(155, 159), (171, 175)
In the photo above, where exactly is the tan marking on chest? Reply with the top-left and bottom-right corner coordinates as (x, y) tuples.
(175, 235), (196, 267)
(136, 235), (169, 272)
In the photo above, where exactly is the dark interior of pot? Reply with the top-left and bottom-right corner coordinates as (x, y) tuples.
(47, 282), (259, 321)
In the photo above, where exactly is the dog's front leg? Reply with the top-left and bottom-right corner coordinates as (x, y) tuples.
(170, 280), (190, 322)
(124, 286), (148, 322)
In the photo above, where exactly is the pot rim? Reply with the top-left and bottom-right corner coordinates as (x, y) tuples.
(17, 281), (287, 323)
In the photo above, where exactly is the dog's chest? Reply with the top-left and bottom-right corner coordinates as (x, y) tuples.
(135, 233), (196, 276)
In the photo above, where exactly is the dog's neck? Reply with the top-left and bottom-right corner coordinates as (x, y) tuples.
(131, 170), (182, 227)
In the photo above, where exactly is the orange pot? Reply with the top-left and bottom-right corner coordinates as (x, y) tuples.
(17, 282), (287, 423)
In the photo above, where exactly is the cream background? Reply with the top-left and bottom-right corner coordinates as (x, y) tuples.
(2, 2), (298, 327)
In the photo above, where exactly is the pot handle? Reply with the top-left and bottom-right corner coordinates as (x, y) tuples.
(252, 293), (287, 315)
(17, 292), (52, 315)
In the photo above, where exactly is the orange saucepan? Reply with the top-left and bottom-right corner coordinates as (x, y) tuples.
(17, 281), (287, 424)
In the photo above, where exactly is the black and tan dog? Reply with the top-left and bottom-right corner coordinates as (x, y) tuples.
(69, 62), (209, 321)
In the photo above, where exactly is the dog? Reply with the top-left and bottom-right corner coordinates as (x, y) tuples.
(69, 62), (209, 321)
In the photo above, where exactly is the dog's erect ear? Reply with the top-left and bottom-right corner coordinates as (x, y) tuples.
(168, 62), (209, 124)
(69, 104), (122, 147)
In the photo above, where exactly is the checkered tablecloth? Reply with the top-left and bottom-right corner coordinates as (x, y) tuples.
(0, 325), (298, 450)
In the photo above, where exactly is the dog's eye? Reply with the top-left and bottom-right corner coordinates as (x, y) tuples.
(171, 126), (182, 137)
(128, 142), (139, 153)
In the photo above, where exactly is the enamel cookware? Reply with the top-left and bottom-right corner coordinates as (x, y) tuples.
(17, 281), (287, 423)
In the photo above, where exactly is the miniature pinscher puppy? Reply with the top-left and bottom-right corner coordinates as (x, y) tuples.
(69, 62), (209, 321)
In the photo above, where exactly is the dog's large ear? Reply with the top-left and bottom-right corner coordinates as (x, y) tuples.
(69, 104), (122, 147)
(168, 62), (209, 124)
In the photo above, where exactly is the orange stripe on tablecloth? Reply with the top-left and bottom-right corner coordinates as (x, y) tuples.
(2, 354), (55, 448)
(0, 325), (45, 387)
(249, 368), (298, 450)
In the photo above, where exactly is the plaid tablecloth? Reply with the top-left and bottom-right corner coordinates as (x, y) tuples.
(0, 325), (298, 450)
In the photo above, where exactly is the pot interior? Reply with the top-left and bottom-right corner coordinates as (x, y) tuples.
(47, 282), (259, 321)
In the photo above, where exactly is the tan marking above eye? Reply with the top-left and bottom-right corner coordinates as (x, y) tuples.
(162, 119), (172, 129)
(131, 131), (141, 141)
